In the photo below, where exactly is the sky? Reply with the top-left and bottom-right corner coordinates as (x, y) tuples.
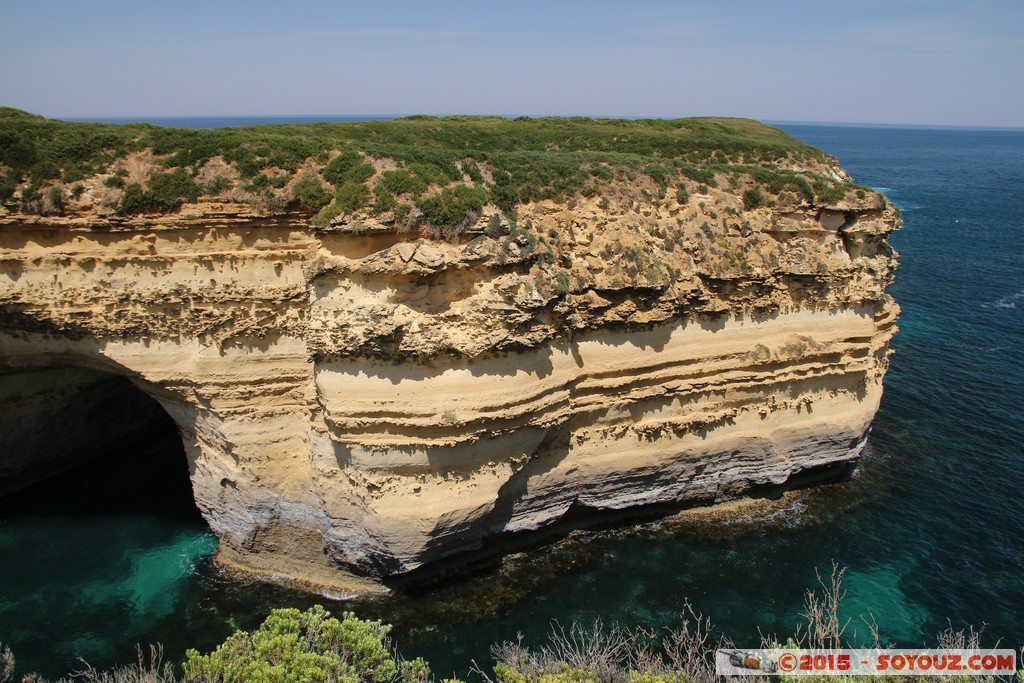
(2, 0), (1022, 127)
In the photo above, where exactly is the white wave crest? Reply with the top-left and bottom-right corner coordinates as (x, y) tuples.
(982, 290), (1024, 310)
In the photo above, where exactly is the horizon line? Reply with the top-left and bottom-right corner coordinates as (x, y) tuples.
(53, 113), (1024, 132)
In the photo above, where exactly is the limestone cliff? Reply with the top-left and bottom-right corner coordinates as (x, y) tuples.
(0, 113), (898, 591)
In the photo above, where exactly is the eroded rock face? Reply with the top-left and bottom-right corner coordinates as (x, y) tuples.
(0, 183), (899, 591)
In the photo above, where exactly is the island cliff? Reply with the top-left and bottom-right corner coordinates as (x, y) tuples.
(0, 111), (898, 591)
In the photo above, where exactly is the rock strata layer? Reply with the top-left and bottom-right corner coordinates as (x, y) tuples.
(0, 171), (899, 590)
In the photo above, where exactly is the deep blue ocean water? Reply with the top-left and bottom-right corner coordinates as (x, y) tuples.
(1, 120), (1022, 678)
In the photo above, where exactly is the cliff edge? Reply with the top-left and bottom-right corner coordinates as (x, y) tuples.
(0, 111), (899, 591)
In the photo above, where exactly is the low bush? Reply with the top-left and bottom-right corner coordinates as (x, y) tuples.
(44, 186), (65, 215)
(335, 182), (371, 212)
(292, 175), (332, 212)
(813, 178), (847, 205)
(324, 150), (368, 186)
(484, 213), (503, 238)
(183, 606), (410, 683)
(104, 169), (128, 189)
(372, 184), (398, 214)
(346, 162), (375, 184)
(118, 169), (199, 215)
(408, 162), (449, 187)
(0, 173), (16, 203)
(313, 202), (344, 228)
(417, 184), (488, 228)
(204, 175), (233, 195)
(461, 159), (484, 183)
(742, 187), (765, 211)
(378, 170), (428, 198)
(391, 202), (411, 224)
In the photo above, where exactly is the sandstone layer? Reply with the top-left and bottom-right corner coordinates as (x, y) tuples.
(0, 119), (899, 591)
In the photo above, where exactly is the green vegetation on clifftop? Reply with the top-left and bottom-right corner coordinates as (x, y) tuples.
(0, 107), (867, 227)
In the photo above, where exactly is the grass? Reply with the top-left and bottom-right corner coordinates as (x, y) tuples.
(0, 107), (868, 226)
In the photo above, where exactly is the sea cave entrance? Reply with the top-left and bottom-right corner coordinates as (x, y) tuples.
(0, 363), (218, 676)
(0, 364), (196, 499)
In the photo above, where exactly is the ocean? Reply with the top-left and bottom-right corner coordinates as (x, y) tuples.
(0, 120), (1022, 679)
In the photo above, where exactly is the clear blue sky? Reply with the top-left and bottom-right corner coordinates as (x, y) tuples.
(3, 0), (1021, 126)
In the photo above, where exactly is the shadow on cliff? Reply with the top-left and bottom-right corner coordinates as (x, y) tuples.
(316, 344), (558, 383)
(383, 452), (861, 595)
(319, 267), (494, 317)
(402, 421), (574, 576)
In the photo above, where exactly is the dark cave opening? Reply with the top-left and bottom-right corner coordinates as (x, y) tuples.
(0, 365), (204, 522)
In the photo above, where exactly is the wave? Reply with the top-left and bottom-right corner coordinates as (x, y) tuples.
(868, 186), (924, 211)
(318, 589), (359, 601)
(982, 290), (1024, 310)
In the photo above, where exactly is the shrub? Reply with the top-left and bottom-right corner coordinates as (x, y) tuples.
(742, 187), (765, 211)
(230, 149), (261, 178)
(679, 164), (716, 186)
(324, 150), (373, 186)
(378, 170), (428, 198)
(675, 186), (689, 205)
(393, 203), (413, 224)
(18, 182), (42, 213)
(69, 183), (84, 200)
(0, 562), (1004, 683)
(0, 173), (16, 203)
(372, 184), (398, 214)
(104, 168), (128, 188)
(346, 162), (375, 184)
(292, 175), (332, 212)
(485, 213), (503, 238)
(1, 113), (850, 228)
(313, 202), (344, 228)
(205, 175), (233, 195)
(334, 182), (370, 212)
(150, 168), (199, 203)
(44, 186), (65, 215)
(0, 642), (12, 683)
(183, 606), (404, 683)
(553, 269), (570, 294)
(643, 163), (674, 189)
(783, 180), (814, 204)
(417, 184), (488, 228)
(246, 173), (272, 192)
(118, 169), (199, 215)
(813, 178), (847, 205)
(408, 162), (449, 187)
(462, 159), (484, 183)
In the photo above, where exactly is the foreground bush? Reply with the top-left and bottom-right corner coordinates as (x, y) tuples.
(182, 606), (413, 683)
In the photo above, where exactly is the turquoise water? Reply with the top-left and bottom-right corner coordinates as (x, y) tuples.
(1, 122), (1023, 678)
